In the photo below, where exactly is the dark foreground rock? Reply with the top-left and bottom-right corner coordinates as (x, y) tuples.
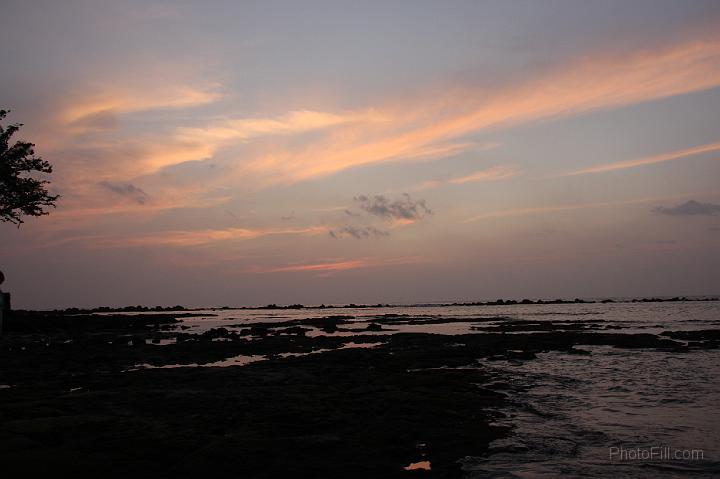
(0, 346), (505, 478)
(1, 311), (718, 478)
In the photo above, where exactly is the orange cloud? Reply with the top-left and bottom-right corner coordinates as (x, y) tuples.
(247, 259), (371, 274)
(36, 33), (720, 227)
(449, 166), (518, 184)
(103, 226), (327, 248)
(416, 165), (518, 190)
(63, 84), (222, 126)
(554, 141), (720, 177)
(176, 109), (387, 144)
(218, 35), (720, 185)
(245, 256), (424, 274)
(138, 141), (214, 173)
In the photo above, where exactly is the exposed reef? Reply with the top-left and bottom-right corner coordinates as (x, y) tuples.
(0, 309), (718, 478)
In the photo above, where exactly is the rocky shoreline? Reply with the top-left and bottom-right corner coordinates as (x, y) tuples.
(1, 310), (718, 477)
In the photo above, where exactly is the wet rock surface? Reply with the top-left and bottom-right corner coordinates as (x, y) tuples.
(1, 310), (718, 478)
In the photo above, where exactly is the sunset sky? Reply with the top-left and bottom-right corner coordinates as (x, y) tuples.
(2, 0), (719, 308)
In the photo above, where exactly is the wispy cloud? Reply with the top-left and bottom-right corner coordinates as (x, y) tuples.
(448, 166), (517, 184)
(94, 226), (326, 248)
(176, 109), (386, 144)
(245, 256), (424, 274)
(38, 33), (720, 224)
(224, 34), (720, 185)
(416, 165), (517, 190)
(653, 200), (720, 216)
(555, 141), (720, 177)
(18, 31), (720, 252)
(247, 259), (372, 274)
(462, 194), (704, 223)
(62, 84), (222, 127)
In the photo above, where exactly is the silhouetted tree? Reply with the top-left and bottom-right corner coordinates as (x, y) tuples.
(0, 109), (59, 225)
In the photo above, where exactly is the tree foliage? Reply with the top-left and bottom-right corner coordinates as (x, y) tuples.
(0, 110), (59, 225)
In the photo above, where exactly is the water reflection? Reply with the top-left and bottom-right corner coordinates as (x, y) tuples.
(173, 301), (720, 336)
(127, 354), (266, 370)
(468, 347), (720, 477)
(404, 460), (431, 471)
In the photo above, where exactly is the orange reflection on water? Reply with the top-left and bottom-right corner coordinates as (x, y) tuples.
(403, 460), (431, 471)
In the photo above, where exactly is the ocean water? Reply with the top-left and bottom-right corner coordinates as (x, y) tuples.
(469, 346), (720, 478)
(170, 301), (720, 477)
(175, 300), (720, 335)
